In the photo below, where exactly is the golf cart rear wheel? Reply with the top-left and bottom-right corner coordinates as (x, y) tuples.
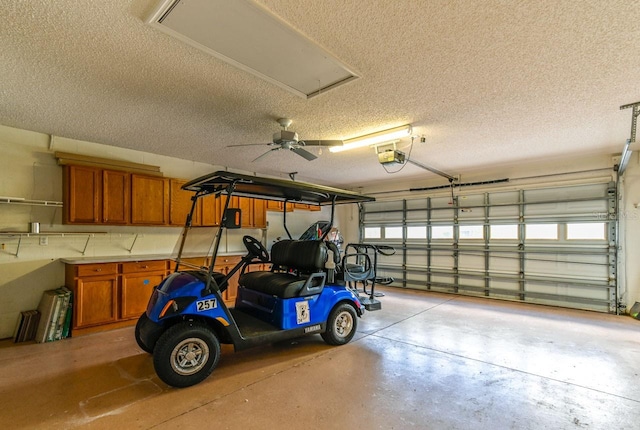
(153, 321), (221, 388)
(321, 303), (357, 346)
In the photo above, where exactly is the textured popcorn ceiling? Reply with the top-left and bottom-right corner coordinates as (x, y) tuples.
(2, 0), (640, 187)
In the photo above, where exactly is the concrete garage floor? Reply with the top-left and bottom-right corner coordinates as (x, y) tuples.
(1, 288), (639, 429)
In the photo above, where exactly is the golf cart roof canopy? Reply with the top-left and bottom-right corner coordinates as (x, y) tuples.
(182, 171), (375, 206)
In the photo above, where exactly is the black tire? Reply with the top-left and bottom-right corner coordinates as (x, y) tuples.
(321, 303), (358, 346)
(153, 321), (221, 388)
(135, 313), (153, 353)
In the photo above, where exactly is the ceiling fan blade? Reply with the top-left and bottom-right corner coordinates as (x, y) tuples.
(291, 147), (317, 161)
(298, 139), (344, 147)
(227, 143), (271, 148)
(252, 147), (281, 162)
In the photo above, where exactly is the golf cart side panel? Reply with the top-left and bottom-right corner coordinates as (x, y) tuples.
(146, 272), (230, 324)
(235, 285), (361, 330)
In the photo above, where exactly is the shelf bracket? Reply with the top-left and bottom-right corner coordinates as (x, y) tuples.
(15, 236), (22, 257)
(128, 233), (139, 253)
(81, 235), (92, 255)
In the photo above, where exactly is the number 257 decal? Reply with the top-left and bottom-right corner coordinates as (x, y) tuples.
(196, 298), (217, 311)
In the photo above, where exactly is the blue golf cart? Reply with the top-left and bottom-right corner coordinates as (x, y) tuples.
(135, 171), (388, 388)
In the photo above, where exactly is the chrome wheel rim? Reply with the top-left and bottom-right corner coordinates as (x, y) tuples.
(334, 310), (354, 338)
(170, 337), (210, 376)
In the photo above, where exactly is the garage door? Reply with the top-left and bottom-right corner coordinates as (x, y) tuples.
(360, 181), (618, 313)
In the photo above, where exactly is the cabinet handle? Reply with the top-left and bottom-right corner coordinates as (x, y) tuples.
(141, 265), (148, 269)
(95, 268), (102, 272)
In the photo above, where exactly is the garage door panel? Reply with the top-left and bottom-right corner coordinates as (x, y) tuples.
(362, 180), (617, 313)
(458, 254), (485, 271)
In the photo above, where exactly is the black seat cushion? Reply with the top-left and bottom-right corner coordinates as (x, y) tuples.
(239, 271), (314, 299)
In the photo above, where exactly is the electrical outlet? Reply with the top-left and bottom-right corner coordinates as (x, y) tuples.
(39, 236), (48, 246)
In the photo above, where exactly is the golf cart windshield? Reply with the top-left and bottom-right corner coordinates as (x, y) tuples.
(170, 171), (374, 272)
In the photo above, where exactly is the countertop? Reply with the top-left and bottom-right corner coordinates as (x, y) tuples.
(60, 252), (244, 265)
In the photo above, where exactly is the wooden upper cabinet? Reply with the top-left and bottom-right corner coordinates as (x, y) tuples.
(201, 193), (220, 226)
(237, 197), (253, 228)
(294, 203), (321, 212)
(169, 179), (200, 226)
(64, 164), (265, 227)
(102, 170), (130, 224)
(131, 174), (169, 225)
(65, 166), (129, 225)
(226, 196), (266, 228)
(252, 198), (267, 228)
(64, 165), (101, 224)
(266, 200), (294, 213)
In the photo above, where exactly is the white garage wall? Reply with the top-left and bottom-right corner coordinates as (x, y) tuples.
(620, 152), (640, 312)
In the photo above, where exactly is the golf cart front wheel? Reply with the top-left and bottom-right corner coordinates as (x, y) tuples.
(153, 321), (221, 388)
(321, 303), (357, 346)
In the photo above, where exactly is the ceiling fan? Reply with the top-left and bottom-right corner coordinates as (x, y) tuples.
(228, 118), (343, 162)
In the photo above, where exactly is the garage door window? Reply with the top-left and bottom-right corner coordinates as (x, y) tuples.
(364, 227), (381, 239)
(566, 222), (606, 240)
(526, 224), (558, 240)
(459, 225), (483, 239)
(432, 226), (453, 239)
(490, 224), (518, 239)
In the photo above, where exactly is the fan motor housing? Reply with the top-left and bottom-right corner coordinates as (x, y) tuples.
(274, 130), (298, 143)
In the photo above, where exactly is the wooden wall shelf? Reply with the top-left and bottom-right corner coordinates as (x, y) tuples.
(0, 197), (63, 207)
(0, 232), (108, 257)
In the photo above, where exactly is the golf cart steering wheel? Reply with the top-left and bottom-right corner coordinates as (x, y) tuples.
(242, 235), (269, 262)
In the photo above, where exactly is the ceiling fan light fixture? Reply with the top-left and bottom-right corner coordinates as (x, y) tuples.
(330, 125), (412, 153)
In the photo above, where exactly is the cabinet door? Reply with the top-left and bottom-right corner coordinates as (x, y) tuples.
(74, 275), (118, 328)
(131, 174), (169, 225)
(222, 196), (243, 225)
(224, 269), (240, 305)
(215, 256), (242, 306)
(103, 170), (130, 224)
(121, 272), (165, 319)
(170, 179), (200, 226)
(253, 199), (267, 228)
(65, 165), (101, 224)
(238, 197), (253, 228)
(200, 194), (219, 226)
(266, 200), (294, 213)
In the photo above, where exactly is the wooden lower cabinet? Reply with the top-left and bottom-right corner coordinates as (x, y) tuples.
(214, 255), (243, 306)
(65, 260), (169, 335)
(65, 255), (248, 334)
(120, 261), (167, 320)
(75, 274), (118, 327)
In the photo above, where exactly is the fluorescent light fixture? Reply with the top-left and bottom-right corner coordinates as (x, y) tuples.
(330, 125), (412, 153)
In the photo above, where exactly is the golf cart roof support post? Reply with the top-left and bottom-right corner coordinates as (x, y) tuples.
(283, 198), (292, 239)
(174, 192), (202, 272)
(319, 195), (337, 241)
(205, 182), (237, 294)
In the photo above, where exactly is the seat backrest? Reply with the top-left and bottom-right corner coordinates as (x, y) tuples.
(271, 240), (328, 272)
